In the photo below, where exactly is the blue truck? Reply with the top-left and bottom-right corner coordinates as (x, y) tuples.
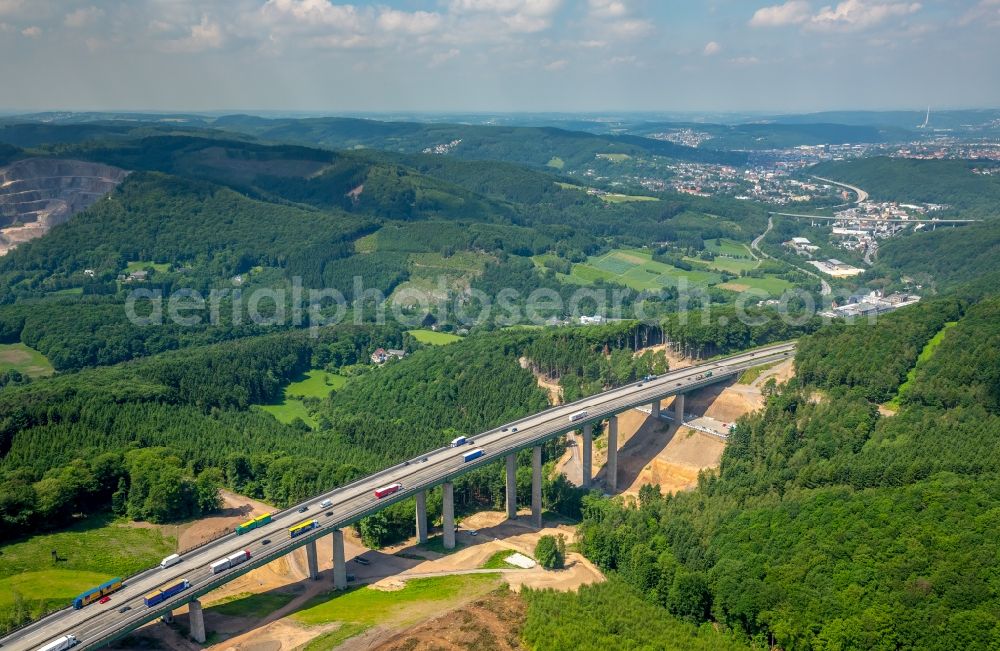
(463, 448), (484, 463)
(144, 579), (190, 608)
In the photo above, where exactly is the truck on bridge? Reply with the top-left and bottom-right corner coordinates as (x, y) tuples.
(374, 483), (403, 499)
(38, 635), (78, 651)
(143, 579), (190, 608)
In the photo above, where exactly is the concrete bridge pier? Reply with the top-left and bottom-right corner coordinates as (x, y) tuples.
(305, 539), (319, 580)
(505, 453), (518, 519)
(674, 392), (686, 424)
(332, 529), (347, 590)
(415, 489), (428, 544)
(531, 445), (542, 529)
(188, 599), (206, 644)
(606, 415), (618, 492)
(442, 481), (455, 549)
(651, 399), (661, 418)
(582, 422), (593, 489)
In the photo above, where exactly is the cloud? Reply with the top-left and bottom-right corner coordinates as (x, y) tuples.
(160, 15), (224, 53)
(749, 1), (811, 27)
(545, 58), (568, 70)
(703, 41), (721, 55)
(729, 56), (761, 65)
(430, 48), (460, 66)
(20, 24), (40, 37)
(958, 0), (1000, 27)
(750, 0), (922, 31)
(809, 0), (922, 31)
(64, 6), (104, 29)
(607, 54), (638, 66)
(449, 0), (563, 33)
(0, 0), (24, 18)
(585, 0), (652, 39)
(376, 9), (442, 34)
(588, 0), (627, 19)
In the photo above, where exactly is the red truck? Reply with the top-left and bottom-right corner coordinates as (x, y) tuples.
(374, 483), (402, 499)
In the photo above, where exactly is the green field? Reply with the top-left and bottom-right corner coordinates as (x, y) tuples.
(256, 369), (349, 427)
(0, 343), (54, 378)
(480, 549), (528, 569)
(717, 276), (796, 294)
(599, 192), (659, 203)
(688, 255), (759, 275)
(568, 248), (721, 291)
(293, 574), (501, 626)
(704, 238), (753, 257)
(596, 153), (631, 162)
(257, 400), (315, 427)
(207, 591), (297, 618)
(125, 260), (170, 273)
(408, 329), (462, 345)
(886, 321), (957, 409)
(285, 369), (348, 399)
(47, 287), (84, 296)
(0, 514), (176, 614)
(546, 156), (565, 169)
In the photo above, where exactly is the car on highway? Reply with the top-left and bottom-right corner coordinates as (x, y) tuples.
(511, 427), (518, 432)
(99, 596), (111, 604)
(421, 457), (428, 463)
(298, 506), (308, 513)
(501, 427), (508, 432)
(468, 530), (479, 536)
(118, 605), (131, 613)
(637, 382), (643, 387)
(262, 539), (271, 545)
(354, 557), (371, 565)
(326, 511), (333, 517)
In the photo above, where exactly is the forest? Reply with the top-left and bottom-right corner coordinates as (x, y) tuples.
(575, 295), (1000, 650)
(0, 321), (669, 550)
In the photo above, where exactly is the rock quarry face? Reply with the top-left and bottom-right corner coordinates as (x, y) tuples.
(0, 158), (128, 256)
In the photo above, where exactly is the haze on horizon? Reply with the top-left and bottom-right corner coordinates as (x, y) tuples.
(2, 0), (999, 114)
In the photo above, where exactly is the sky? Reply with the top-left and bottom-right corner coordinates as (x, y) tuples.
(1, 0), (999, 113)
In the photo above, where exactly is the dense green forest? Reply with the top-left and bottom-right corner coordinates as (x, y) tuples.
(0, 322), (664, 546)
(576, 296), (1000, 650)
(873, 220), (1000, 291)
(810, 157), (1000, 215)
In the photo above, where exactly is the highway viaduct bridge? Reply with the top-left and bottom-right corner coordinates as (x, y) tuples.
(3, 342), (796, 651)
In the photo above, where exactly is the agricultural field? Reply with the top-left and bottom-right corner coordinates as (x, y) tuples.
(0, 514), (175, 616)
(124, 260), (170, 274)
(546, 156), (565, 169)
(596, 153), (631, 162)
(704, 238), (753, 257)
(0, 342), (54, 378)
(716, 276), (796, 294)
(293, 574), (503, 638)
(565, 248), (721, 291)
(408, 329), (463, 345)
(599, 192), (659, 203)
(256, 369), (348, 428)
(560, 246), (798, 298)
